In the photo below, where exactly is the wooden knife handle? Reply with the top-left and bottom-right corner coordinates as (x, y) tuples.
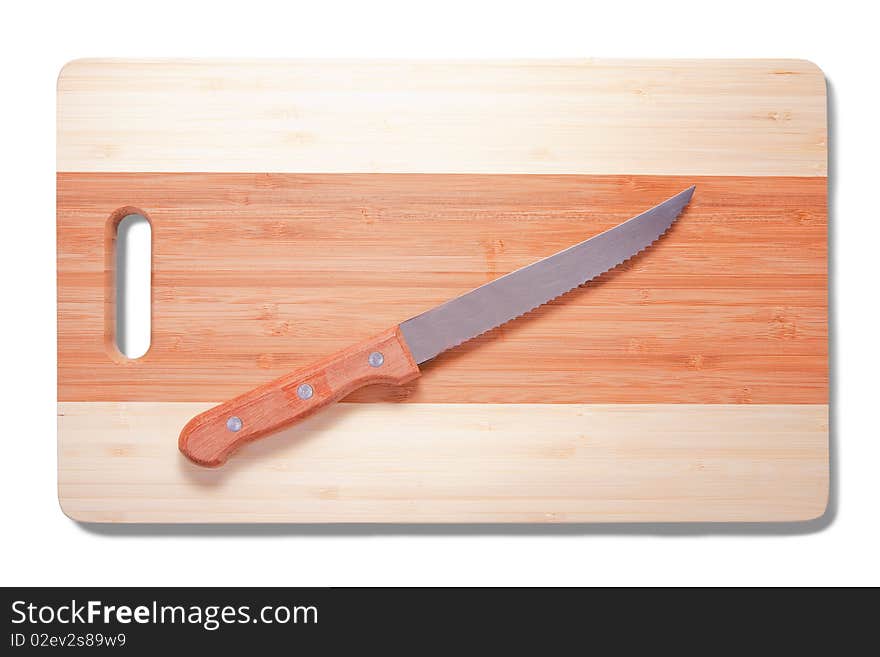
(179, 326), (420, 467)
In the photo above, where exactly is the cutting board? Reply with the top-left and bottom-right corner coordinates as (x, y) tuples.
(57, 59), (828, 522)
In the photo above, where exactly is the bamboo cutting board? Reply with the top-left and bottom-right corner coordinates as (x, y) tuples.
(57, 59), (828, 522)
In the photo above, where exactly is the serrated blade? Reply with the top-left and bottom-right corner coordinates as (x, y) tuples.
(399, 186), (695, 364)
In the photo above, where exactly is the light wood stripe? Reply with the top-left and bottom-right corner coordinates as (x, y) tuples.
(58, 402), (828, 523)
(57, 59), (827, 176)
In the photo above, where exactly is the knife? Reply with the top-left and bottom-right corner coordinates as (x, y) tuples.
(179, 186), (695, 466)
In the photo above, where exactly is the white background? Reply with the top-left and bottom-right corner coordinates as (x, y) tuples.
(1, 0), (877, 586)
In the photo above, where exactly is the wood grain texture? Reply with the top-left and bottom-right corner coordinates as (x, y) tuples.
(58, 173), (827, 405)
(57, 59), (826, 176)
(57, 59), (829, 523)
(179, 327), (420, 466)
(58, 402), (828, 523)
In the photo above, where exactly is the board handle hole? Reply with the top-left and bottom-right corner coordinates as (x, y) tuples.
(113, 213), (152, 359)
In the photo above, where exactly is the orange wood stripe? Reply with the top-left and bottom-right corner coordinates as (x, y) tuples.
(57, 173), (827, 404)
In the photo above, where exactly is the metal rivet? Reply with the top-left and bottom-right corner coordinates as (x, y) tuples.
(226, 416), (243, 432)
(297, 383), (314, 400)
(368, 351), (385, 367)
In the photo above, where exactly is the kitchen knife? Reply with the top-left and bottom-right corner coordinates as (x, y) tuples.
(179, 186), (695, 466)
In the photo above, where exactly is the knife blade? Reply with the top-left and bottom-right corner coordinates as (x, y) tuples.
(179, 186), (695, 466)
